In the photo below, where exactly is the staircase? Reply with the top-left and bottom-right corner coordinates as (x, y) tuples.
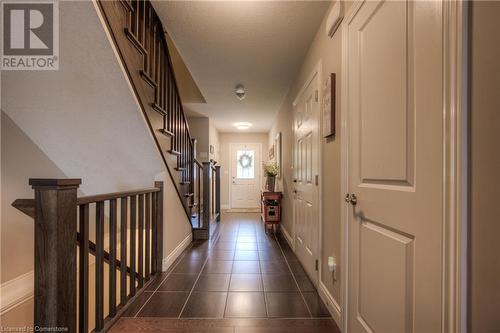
(96, 0), (220, 238)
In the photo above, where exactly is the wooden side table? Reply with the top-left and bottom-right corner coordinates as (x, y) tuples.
(261, 191), (282, 233)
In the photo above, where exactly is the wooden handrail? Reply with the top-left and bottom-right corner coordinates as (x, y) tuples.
(77, 187), (160, 205)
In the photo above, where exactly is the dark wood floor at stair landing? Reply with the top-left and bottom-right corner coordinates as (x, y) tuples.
(110, 318), (339, 332)
(110, 213), (340, 333)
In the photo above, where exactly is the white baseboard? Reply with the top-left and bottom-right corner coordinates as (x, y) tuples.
(318, 281), (342, 328)
(225, 208), (260, 213)
(221, 204), (230, 210)
(162, 233), (192, 272)
(280, 225), (294, 250)
(0, 271), (34, 315)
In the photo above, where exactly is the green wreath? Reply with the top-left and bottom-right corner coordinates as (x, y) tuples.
(238, 153), (253, 168)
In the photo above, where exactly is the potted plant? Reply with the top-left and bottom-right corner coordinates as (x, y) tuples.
(263, 161), (279, 192)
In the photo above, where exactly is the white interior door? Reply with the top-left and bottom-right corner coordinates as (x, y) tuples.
(293, 68), (320, 285)
(230, 143), (261, 209)
(346, 1), (444, 332)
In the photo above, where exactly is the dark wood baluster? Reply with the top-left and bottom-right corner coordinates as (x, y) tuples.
(182, 122), (185, 171)
(151, 192), (157, 275)
(159, 48), (164, 110)
(149, 10), (155, 78)
(145, 193), (151, 280)
(143, 1), (150, 71)
(131, 0), (137, 36)
(155, 182), (164, 272)
(168, 69), (173, 133)
(95, 201), (105, 331)
(120, 197), (127, 306)
(78, 204), (89, 333)
(138, 194), (144, 288)
(154, 25), (160, 97)
(164, 49), (169, 111)
(109, 199), (117, 317)
(175, 93), (181, 151)
(130, 195), (137, 296)
(198, 165), (202, 223)
(136, 0), (142, 43)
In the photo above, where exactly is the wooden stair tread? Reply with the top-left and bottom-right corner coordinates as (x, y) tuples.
(168, 149), (181, 156)
(151, 103), (167, 116)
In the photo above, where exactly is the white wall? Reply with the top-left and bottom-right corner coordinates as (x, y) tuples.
(219, 132), (268, 209)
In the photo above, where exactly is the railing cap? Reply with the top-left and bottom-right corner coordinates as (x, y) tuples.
(29, 178), (82, 188)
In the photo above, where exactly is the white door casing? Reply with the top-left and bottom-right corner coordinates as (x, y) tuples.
(230, 143), (261, 209)
(292, 65), (321, 285)
(345, 1), (446, 332)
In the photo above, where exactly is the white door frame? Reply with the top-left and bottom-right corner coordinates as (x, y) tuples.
(339, 1), (468, 332)
(291, 60), (323, 285)
(228, 142), (262, 210)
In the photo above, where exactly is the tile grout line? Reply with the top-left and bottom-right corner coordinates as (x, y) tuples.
(257, 224), (270, 318)
(222, 221), (240, 318)
(177, 229), (223, 318)
(272, 231), (314, 318)
(132, 243), (191, 318)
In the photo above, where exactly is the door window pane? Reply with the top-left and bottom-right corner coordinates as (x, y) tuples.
(236, 150), (255, 179)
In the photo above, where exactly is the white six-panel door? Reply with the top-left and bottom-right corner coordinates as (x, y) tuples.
(293, 68), (320, 285)
(346, 1), (444, 332)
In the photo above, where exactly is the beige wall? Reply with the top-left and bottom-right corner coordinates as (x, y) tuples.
(219, 132), (268, 208)
(188, 117), (210, 160)
(209, 119), (220, 162)
(187, 117), (219, 163)
(157, 171), (193, 258)
(469, 2), (500, 331)
(268, 0), (352, 319)
(1, 112), (67, 283)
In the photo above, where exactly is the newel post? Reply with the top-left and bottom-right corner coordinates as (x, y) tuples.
(215, 166), (221, 222)
(29, 178), (81, 333)
(154, 181), (164, 272)
(202, 162), (211, 233)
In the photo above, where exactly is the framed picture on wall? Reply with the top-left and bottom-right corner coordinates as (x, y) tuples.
(269, 145), (275, 159)
(322, 73), (336, 137)
(275, 132), (282, 179)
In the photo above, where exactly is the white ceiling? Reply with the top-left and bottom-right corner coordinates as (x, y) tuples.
(152, 1), (330, 133)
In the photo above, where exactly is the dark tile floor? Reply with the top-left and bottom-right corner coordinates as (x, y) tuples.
(122, 213), (330, 319)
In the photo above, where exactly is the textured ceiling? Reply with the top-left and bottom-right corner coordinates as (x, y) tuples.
(152, 1), (330, 132)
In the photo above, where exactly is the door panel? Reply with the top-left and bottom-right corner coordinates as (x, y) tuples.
(230, 143), (261, 209)
(347, 1), (443, 332)
(293, 69), (320, 285)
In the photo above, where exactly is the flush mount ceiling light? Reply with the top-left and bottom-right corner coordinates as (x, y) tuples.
(235, 84), (246, 100)
(233, 122), (252, 130)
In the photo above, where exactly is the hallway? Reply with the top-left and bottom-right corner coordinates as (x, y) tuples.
(110, 213), (339, 332)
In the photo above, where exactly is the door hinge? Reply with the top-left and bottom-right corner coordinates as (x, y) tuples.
(315, 90), (319, 102)
(315, 174), (319, 186)
(315, 259), (319, 271)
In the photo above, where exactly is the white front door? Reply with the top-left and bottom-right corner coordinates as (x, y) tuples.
(230, 143), (261, 209)
(346, 1), (444, 332)
(293, 66), (320, 285)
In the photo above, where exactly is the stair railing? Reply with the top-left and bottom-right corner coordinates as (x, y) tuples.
(97, 0), (221, 235)
(12, 179), (163, 333)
